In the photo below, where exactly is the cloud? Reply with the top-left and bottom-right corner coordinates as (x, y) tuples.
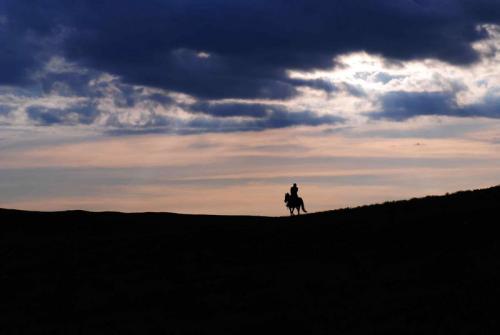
(38, 71), (95, 97)
(373, 72), (405, 84)
(11, 65), (343, 132)
(460, 93), (500, 118)
(0, 26), (44, 86)
(0, 104), (12, 115)
(370, 91), (458, 121)
(189, 102), (275, 118)
(287, 78), (337, 93)
(146, 93), (174, 106)
(2, 0), (500, 101)
(107, 104), (343, 135)
(26, 103), (98, 125)
(370, 90), (500, 121)
(337, 82), (366, 97)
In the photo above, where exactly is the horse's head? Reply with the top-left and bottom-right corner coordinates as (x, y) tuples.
(284, 192), (290, 203)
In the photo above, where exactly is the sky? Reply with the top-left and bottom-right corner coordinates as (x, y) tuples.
(1, 0), (500, 215)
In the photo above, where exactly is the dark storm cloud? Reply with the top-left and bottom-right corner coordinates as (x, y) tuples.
(2, 0), (500, 100)
(0, 22), (46, 86)
(189, 102), (273, 118)
(254, 109), (343, 129)
(184, 107), (343, 133)
(370, 90), (500, 121)
(371, 91), (458, 121)
(287, 78), (337, 93)
(460, 94), (500, 118)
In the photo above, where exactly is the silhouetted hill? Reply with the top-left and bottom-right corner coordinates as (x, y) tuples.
(2, 185), (500, 334)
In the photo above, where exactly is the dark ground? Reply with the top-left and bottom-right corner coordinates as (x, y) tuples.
(1, 186), (500, 334)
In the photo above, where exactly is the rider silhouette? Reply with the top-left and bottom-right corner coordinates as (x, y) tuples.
(285, 183), (307, 215)
(290, 183), (299, 200)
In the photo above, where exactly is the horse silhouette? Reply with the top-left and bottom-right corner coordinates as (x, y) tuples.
(284, 193), (307, 216)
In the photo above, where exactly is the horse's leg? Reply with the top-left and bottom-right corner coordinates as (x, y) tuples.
(297, 206), (301, 215)
(300, 199), (307, 213)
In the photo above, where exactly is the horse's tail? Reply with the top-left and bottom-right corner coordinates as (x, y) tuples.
(300, 198), (307, 212)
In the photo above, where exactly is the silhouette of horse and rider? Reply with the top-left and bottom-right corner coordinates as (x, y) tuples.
(284, 183), (307, 215)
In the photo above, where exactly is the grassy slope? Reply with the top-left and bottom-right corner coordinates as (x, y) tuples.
(1, 185), (500, 334)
